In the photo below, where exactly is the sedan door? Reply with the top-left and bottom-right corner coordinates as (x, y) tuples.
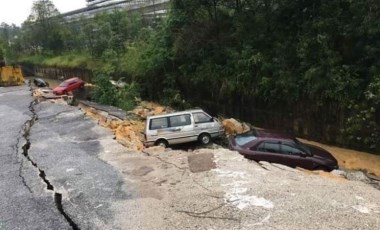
(66, 81), (77, 92)
(279, 142), (314, 169)
(243, 141), (288, 164)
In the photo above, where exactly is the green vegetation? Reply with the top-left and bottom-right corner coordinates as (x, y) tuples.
(18, 53), (98, 69)
(92, 73), (140, 111)
(0, 0), (379, 152)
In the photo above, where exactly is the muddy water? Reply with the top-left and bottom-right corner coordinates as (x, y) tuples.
(300, 138), (380, 177)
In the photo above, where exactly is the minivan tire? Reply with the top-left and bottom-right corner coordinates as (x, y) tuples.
(199, 133), (211, 145)
(155, 139), (168, 148)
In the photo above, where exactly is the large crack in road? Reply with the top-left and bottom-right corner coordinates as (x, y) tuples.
(20, 92), (80, 230)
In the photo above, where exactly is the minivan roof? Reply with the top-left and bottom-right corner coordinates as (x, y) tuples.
(147, 109), (206, 119)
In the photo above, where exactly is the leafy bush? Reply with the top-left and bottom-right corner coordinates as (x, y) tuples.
(92, 73), (140, 111)
(116, 81), (140, 111)
(91, 73), (118, 106)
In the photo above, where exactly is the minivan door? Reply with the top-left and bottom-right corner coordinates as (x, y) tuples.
(166, 113), (195, 144)
(192, 112), (216, 136)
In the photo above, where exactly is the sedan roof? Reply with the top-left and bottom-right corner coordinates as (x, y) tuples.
(64, 77), (80, 83)
(254, 129), (294, 140)
(234, 129), (295, 147)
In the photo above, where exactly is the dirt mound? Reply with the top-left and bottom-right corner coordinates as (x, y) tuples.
(222, 118), (250, 135)
(80, 103), (145, 150)
(132, 101), (174, 119)
(79, 100), (174, 151)
(114, 121), (145, 150)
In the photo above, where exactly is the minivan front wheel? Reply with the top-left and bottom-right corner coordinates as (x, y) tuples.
(155, 139), (168, 148)
(199, 133), (211, 145)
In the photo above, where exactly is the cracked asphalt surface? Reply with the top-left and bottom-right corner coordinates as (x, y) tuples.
(1, 86), (380, 230)
(0, 86), (70, 229)
(30, 102), (130, 229)
(1, 86), (134, 229)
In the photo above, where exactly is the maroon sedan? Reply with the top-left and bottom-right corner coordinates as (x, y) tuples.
(228, 129), (338, 171)
(53, 77), (84, 95)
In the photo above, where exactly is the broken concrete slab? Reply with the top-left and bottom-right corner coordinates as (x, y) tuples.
(79, 100), (127, 120)
(188, 152), (216, 173)
(345, 171), (372, 183)
(131, 166), (154, 176)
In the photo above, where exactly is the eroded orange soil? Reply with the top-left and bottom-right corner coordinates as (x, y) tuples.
(79, 101), (174, 151)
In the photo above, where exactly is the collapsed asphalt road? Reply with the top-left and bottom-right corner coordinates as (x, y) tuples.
(1, 86), (138, 229)
(29, 101), (134, 229)
(1, 86), (380, 230)
(0, 86), (71, 229)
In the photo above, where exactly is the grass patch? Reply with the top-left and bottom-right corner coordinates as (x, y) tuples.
(19, 53), (101, 70)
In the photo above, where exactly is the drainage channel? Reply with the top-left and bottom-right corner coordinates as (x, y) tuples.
(21, 96), (80, 230)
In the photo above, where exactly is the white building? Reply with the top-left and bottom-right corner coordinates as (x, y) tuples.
(62, 0), (170, 21)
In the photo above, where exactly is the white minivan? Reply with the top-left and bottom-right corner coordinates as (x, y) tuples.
(144, 109), (224, 147)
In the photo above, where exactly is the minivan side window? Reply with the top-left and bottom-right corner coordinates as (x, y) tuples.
(169, 114), (191, 127)
(150, 117), (169, 130)
(193, 112), (211, 124)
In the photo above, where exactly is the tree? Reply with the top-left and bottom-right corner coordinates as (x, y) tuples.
(23, 0), (64, 53)
(0, 23), (22, 63)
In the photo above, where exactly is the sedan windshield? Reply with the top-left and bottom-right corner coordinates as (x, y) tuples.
(59, 82), (69, 87)
(235, 130), (257, 146)
(295, 139), (311, 155)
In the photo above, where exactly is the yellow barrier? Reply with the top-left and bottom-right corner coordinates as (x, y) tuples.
(0, 66), (25, 86)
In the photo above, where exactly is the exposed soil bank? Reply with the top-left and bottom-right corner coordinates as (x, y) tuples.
(76, 96), (380, 179)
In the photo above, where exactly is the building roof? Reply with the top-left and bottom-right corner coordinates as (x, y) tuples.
(62, 0), (170, 20)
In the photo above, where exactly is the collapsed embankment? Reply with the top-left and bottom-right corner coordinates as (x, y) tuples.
(31, 84), (380, 179)
(25, 64), (379, 154)
(77, 96), (380, 179)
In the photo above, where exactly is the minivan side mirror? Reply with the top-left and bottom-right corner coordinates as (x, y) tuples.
(209, 117), (214, 122)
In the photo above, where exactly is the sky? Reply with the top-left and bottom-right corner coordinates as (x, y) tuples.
(0, 0), (87, 26)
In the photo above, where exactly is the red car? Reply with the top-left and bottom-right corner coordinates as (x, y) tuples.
(53, 77), (84, 95)
(228, 128), (338, 171)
